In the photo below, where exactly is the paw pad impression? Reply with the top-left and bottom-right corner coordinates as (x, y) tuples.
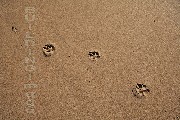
(88, 51), (100, 60)
(42, 43), (55, 57)
(132, 83), (150, 98)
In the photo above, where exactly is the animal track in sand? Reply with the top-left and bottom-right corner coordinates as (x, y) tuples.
(88, 51), (100, 60)
(12, 26), (17, 32)
(42, 43), (55, 57)
(132, 83), (150, 98)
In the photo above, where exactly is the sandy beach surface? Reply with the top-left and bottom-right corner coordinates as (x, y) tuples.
(1, 0), (180, 119)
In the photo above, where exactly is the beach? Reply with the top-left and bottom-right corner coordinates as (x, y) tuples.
(0, 0), (180, 119)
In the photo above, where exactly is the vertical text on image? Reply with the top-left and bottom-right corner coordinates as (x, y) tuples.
(24, 6), (37, 115)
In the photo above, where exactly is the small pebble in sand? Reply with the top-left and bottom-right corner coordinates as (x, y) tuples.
(42, 43), (55, 57)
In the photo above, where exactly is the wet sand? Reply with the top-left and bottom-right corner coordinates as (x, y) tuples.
(1, 0), (180, 119)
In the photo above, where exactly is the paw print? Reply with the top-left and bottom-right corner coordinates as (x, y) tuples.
(132, 83), (150, 98)
(42, 44), (55, 57)
(12, 26), (17, 32)
(88, 51), (100, 60)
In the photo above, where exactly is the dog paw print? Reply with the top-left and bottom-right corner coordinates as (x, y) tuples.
(132, 83), (150, 98)
(42, 44), (55, 57)
(12, 26), (17, 32)
(88, 51), (100, 60)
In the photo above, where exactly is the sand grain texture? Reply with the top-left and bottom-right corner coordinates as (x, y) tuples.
(0, 0), (180, 120)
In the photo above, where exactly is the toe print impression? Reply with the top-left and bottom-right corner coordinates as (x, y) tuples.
(42, 43), (55, 57)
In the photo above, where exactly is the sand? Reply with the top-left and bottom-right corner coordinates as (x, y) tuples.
(0, 0), (180, 120)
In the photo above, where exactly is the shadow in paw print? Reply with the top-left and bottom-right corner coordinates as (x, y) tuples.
(42, 43), (55, 57)
(175, 116), (180, 120)
(132, 83), (150, 98)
